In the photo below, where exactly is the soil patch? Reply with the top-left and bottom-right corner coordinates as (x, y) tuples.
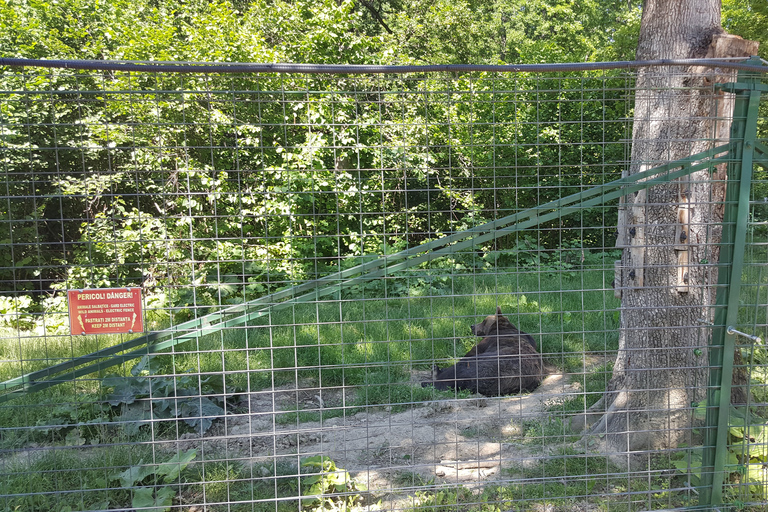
(179, 369), (584, 510)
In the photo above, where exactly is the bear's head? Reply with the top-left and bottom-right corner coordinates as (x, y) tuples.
(470, 306), (519, 336)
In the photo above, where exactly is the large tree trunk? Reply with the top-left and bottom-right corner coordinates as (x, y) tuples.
(575, 1), (758, 465)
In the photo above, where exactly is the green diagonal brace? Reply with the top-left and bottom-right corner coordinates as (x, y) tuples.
(751, 140), (768, 169)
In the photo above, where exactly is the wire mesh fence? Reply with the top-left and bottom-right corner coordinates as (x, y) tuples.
(0, 60), (767, 511)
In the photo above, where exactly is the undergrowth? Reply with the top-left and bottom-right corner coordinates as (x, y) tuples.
(0, 262), (629, 511)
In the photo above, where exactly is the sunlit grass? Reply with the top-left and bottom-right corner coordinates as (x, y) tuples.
(165, 267), (620, 393)
(0, 267), (620, 412)
(0, 331), (141, 381)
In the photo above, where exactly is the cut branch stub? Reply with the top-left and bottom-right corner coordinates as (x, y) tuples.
(675, 186), (691, 293)
(627, 189), (646, 288)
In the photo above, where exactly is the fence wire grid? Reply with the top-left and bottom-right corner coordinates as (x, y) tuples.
(0, 60), (767, 512)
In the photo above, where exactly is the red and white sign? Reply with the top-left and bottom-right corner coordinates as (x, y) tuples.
(67, 288), (144, 335)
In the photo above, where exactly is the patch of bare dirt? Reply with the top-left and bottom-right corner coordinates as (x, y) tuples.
(177, 370), (585, 510)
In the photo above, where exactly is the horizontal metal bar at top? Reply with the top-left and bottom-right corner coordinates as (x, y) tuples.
(0, 57), (766, 74)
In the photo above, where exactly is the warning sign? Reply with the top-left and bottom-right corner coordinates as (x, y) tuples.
(67, 288), (144, 335)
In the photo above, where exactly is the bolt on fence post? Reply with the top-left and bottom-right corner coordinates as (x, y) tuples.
(726, 326), (763, 344)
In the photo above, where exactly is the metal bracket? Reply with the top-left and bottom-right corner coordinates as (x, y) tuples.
(715, 81), (768, 93)
(628, 189), (646, 288)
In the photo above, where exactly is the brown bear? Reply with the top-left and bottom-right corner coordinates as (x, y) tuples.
(421, 307), (543, 396)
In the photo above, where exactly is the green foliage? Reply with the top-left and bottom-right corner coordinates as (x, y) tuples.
(27, 395), (110, 447)
(102, 356), (229, 435)
(110, 449), (197, 512)
(521, 416), (577, 445)
(726, 407), (768, 500)
(370, 0), (638, 64)
(723, 0), (768, 62)
(300, 456), (367, 511)
(489, 235), (619, 277)
(0, 0), (756, 326)
(408, 486), (476, 512)
(0, 0), (639, 320)
(0, 292), (72, 334)
(340, 251), (490, 299)
(0, 295), (36, 330)
(671, 404), (768, 501)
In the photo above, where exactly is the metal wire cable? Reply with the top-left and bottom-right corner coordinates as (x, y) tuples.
(1, 57), (766, 74)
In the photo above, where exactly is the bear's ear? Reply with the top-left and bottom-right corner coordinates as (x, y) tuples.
(496, 306), (502, 315)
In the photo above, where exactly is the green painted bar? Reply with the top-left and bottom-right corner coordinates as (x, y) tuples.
(701, 57), (764, 507)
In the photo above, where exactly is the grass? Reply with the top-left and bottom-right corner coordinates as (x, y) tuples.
(0, 260), (621, 510)
(0, 444), (143, 510)
(0, 443), (711, 512)
(0, 444), (305, 512)
(395, 449), (703, 512)
(174, 264), (621, 392)
(185, 459), (305, 512)
(0, 262), (620, 432)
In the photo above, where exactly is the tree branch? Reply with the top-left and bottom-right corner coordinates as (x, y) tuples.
(358, 0), (393, 34)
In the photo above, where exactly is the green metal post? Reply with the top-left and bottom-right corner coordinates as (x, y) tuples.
(700, 56), (766, 508)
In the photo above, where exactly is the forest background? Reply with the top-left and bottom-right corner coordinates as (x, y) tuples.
(0, 0), (765, 325)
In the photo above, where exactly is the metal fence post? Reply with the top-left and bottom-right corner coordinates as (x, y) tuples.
(701, 56), (767, 508)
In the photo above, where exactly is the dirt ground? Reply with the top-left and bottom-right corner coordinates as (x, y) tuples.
(179, 369), (584, 510)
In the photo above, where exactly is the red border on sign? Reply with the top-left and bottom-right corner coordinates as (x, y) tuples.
(67, 288), (144, 335)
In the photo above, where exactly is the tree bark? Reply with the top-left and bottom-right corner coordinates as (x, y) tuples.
(573, 0), (759, 466)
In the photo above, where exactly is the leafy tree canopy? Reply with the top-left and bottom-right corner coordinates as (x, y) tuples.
(0, 0), (763, 317)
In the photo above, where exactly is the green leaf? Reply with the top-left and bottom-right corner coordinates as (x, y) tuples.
(730, 420), (768, 459)
(131, 486), (175, 512)
(301, 455), (326, 468)
(114, 402), (152, 436)
(671, 448), (702, 485)
(694, 401), (708, 421)
(302, 496), (320, 507)
(178, 397), (224, 433)
(112, 462), (155, 488)
(156, 449), (197, 483)
(155, 486), (177, 508)
(325, 471), (349, 486)
(153, 398), (173, 414)
(150, 378), (176, 397)
(103, 376), (149, 406)
(64, 428), (86, 446)
(746, 462), (768, 499)
(131, 487), (156, 509)
(131, 355), (152, 376)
